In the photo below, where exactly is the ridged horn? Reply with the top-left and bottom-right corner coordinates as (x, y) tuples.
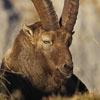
(60, 0), (79, 33)
(31, 0), (60, 31)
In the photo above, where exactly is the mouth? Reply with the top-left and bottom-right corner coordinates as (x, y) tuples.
(56, 68), (72, 78)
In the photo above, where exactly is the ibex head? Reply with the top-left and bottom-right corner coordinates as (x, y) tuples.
(4, 0), (79, 92)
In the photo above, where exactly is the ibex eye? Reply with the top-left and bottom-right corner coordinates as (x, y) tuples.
(43, 40), (50, 44)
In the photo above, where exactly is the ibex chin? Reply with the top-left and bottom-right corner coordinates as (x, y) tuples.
(0, 0), (88, 99)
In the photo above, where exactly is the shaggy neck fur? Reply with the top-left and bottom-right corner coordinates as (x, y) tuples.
(3, 31), (66, 92)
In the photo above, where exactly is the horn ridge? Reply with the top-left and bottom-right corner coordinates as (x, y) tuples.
(31, 0), (60, 31)
(61, 0), (79, 33)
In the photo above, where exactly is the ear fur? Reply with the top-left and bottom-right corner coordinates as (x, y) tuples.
(22, 24), (33, 37)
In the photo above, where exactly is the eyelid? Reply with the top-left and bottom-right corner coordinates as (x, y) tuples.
(43, 40), (52, 45)
(43, 40), (50, 44)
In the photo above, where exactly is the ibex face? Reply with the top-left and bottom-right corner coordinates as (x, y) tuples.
(3, 0), (79, 92)
(22, 22), (73, 75)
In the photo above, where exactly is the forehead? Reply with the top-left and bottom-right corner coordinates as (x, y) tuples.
(41, 29), (66, 40)
(41, 30), (56, 39)
(29, 22), (69, 41)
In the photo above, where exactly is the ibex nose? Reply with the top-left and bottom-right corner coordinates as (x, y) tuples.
(63, 64), (73, 73)
(57, 63), (73, 78)
(56, 61), (73, 77)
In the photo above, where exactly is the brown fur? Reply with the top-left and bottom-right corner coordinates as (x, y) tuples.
(3, 22), (73, 92)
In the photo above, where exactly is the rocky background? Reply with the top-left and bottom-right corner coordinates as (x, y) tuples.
(0, 0), (100, 92)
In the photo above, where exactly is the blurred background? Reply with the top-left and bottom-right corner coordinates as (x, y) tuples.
(0, 0), (100, 92)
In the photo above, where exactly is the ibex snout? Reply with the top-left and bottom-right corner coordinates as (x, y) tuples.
(63, 64), (73, 74)
(56, 61), (73, 78)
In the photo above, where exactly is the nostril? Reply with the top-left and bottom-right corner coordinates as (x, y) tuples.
(64, 64), (73, 71)
(64, 64), (68, 68)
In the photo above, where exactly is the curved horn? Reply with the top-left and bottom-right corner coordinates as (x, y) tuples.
(60, 0), (79, 33)
(31, 0), (60, 31)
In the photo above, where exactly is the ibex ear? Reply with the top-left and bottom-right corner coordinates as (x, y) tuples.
(22, 24), (33, 37)
(59, 17), (62, 27)
(71, 31), (75, 35)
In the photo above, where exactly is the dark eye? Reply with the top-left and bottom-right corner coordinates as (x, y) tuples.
(43, 40), (50, 44)
(43, 40), (52, 46)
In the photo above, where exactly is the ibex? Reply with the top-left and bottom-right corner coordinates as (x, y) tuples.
(0, 0), (88, 100)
